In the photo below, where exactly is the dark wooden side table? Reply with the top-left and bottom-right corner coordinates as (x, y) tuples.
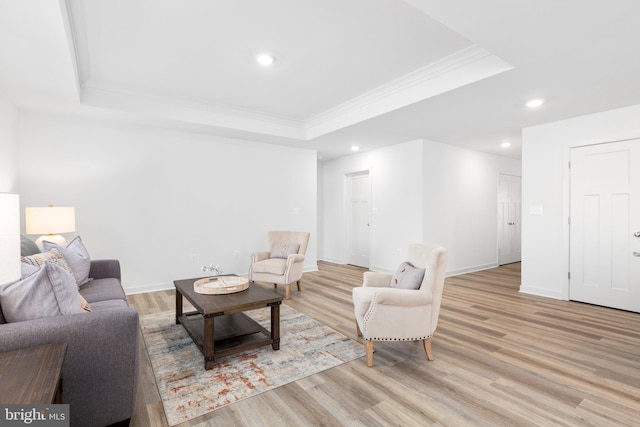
(0, 342), (67, 404)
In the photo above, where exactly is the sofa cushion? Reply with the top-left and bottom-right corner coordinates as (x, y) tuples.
(270, 242), (300, 259)
(252, 258), (287, 275)
(43, 236), (91, 287)
(390, 261), (425, 290)
(0, 260), (84, 323)
(89, 299), (129, 311)
(79, 278), (127, 303)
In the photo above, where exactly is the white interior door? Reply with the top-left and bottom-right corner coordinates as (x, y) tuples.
(570, 139), (640, 312)
(348, 172), (370, 267)
(498, 173), (522, 265)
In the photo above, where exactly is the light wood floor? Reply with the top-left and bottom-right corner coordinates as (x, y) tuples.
(127, 262), (640, 426)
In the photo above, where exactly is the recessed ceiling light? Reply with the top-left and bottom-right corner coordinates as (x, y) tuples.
(501, 142), (511, 148)
(526, 98), (544, 108)
(351, 146), (360, 152)
(256, 53), (276, 66)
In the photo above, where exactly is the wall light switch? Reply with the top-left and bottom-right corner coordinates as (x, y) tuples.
(292, 208), (299, 215)
(529, 206), (544, 215)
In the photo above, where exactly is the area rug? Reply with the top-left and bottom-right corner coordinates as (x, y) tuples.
(140, 305), (364, 426)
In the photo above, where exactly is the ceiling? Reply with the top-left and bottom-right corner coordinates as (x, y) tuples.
(1, 0), (640, 160)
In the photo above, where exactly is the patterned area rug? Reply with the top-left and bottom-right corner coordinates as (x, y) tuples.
(140, 305), (364, 426)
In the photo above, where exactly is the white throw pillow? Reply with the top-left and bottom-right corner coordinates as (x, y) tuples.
(390, 261), (426, 290)
(269, 241), (301, 259)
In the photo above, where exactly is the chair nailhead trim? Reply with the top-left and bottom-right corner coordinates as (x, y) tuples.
(367, 336), (431, 341)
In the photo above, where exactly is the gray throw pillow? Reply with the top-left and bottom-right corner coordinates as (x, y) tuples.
(390, 261), (426, 290)
(0, 260), (83, 323)
(20, 234), (40, 256)
(43, 236), (91, 286)
(270, 242), (301, 259)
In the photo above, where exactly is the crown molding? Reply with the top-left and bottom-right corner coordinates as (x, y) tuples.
(63, 0), (512, 143)
(81, 81), (307, 140)
(305, 45), (513, 139)
(62, 0), (90, 90)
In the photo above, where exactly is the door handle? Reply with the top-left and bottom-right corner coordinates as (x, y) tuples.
(634, 252), (640, 257)
(634, 231), (640, 237)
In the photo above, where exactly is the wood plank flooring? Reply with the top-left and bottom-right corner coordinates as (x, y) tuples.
(127, 262), (640, 426)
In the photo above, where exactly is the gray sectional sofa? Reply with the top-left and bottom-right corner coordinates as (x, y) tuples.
(0, 259), (139, 427)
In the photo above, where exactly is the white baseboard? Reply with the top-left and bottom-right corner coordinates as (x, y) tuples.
(519, 286), (564, 300)
(446, 262), (499, 277)
(369, 265), (394, 274)
(304, 264), (319, 272)
(318, 257), (343, 264)
(124, 265), (319, 296)
(125, 282), (174, 295)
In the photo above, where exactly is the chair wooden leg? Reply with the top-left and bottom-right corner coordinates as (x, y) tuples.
(296, 280), (301, 291)
(423, 337), (434, 361)
(355, 320), (362, 337)
(285, 284), (290, 300)
(366, 341), (374, 367)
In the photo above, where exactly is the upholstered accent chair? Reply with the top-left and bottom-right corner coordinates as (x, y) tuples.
(249, 231), (310, 300)
(352, 243), (448, 367)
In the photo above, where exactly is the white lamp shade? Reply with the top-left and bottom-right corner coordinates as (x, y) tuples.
(0, 193), (21, 285)
(25, 206), (76, 235)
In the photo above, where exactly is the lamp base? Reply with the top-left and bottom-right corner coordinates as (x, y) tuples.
(35, 234), (67, 251)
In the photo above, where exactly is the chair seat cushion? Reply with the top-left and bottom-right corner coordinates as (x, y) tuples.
(252, 258), (287, 275)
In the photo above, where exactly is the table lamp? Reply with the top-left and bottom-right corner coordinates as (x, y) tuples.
(25, 205), (76, 250)
(0, 193), (21, 285)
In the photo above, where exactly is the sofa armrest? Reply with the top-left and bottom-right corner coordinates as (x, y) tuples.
(89, 259), (121, 281)
(0, 309), (139, 426)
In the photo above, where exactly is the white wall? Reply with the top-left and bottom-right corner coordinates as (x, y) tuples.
(521, 103), (640, 299)
(319, 139), (521, 275)
(18, 112), (317, 293)
(320, 140), (423, 271)
(423, 140), (521, 275)
(0, 89), (19, 193)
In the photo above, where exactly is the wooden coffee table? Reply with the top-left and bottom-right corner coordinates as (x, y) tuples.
(174, 276), (283, 370)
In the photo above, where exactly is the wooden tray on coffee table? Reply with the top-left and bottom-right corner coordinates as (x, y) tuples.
(193, 276), (249, 295)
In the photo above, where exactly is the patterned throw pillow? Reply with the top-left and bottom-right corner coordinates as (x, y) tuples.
(43, 236), (91, 286)
(79, 295), (92, 312)
(20, 248), (92, 313)
(21, 248), (74, 277)
(390, 261), (426, 290)
(269, 242), (301, 259)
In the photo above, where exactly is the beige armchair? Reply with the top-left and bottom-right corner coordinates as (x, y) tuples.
(352, 243), (448, 367)
(249, 231), (310, 300)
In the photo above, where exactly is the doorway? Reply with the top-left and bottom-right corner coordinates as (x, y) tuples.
(569, 139), (640, 312)
(498, 173), (522, 265)
(346, 171), (370, 268)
